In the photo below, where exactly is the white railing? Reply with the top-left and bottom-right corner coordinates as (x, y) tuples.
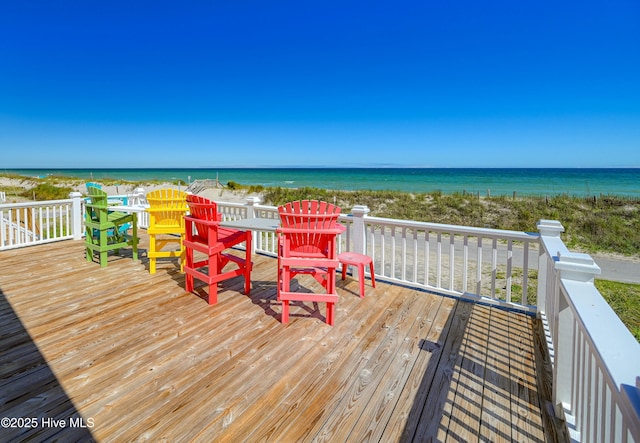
(0, 195), (82, 249)
(538, 220), (640, 443)
(126, 188), (149, 228)
(2, 195), (638, 440)
(0, 190), (148, 250)
(0, 191), (5, 202)
(354, 212), (538, 312)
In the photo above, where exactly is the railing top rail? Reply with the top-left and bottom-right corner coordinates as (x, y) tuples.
(562, 279), (640, 390)
(215, 201), (249, 209)
(363, 215), (539, 241)
(213, 203), (534, 241)
(0, 198), (74, 209)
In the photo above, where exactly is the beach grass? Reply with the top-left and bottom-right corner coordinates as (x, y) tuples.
(595, 280), (640, 341)
(20, 183), (76, 200)
(259, 186), (640, 257)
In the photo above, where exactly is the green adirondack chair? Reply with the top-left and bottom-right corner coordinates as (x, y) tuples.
(84, 186), (139, 267)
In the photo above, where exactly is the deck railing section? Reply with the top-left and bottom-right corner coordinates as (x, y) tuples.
(355, 213), (538, 311)
(0, 196), (80, 249)
(538, 220), (640, 443)
(126, 188), (149, 228)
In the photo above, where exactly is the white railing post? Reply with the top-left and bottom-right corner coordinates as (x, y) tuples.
(245, 196), (261, 254)
(245, 196), (261, 219)
(552, 252), (601, 421)
(70, 191), (83, 240)
(133, 187), (146, 203)
(350, 205), (370, 254)
(536, 219), (565, 316)
(349, 205), (370, 280)
(130, 188), (149, 229)
(555, 251), (601, 283)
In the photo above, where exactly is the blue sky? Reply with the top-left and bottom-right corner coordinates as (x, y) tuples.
(1, 1), (639, 168)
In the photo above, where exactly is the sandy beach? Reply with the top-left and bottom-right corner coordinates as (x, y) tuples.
(0, 176), (262, 205)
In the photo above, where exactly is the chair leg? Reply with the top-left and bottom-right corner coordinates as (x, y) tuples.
(179, 235), (185, 273)
(279, 266), (291, 321)
(244, 233), (252, 295)
(207, 285), (218, 305)
(341, 263), (347, 280)
(276, 268), (282, 301)
(358, 263), (366, 298)
(326, 302), (335, 326)
(149, 234), (157, 274)
(185, 248), (194, 292)
(99, 250), (108, 268)
(99, 230), (109, 267)
(244, 267), (251, 295)
(282, 300), (289, 323)
(369, 261), (376, 288)
(207, 252), (219, 305)
(131, 219), (138, 261)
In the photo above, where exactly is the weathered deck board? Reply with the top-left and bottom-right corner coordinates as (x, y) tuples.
(509, 308), (547, 442)
(446, 303), (491, 441)
(0, 235), (563, 442)
(479, 306), (516, 441)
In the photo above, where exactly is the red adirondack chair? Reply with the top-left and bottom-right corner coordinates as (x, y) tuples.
(276, 200), (342, 325)
(183, 194), (252, 304)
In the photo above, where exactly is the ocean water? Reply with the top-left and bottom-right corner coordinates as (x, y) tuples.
(5, 168), (640, 197)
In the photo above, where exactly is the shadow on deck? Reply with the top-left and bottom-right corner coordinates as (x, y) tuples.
(0, 290), (94, 442)
(0, 234), (564, 442)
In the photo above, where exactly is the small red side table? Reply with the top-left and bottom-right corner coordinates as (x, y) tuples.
(338, 252), (376, 297)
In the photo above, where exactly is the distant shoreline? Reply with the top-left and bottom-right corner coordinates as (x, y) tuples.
(0, 174), (257, 205)
(3, 167), (640, 197)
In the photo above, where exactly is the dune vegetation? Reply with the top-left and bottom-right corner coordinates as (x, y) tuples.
(258, 185), (640, 257)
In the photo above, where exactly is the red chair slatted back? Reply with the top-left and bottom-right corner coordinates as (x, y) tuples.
(278, 200), (341, 257)
(185, 194), (222, 242)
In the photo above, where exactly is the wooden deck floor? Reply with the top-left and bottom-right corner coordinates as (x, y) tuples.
(0, 235), (562, 442)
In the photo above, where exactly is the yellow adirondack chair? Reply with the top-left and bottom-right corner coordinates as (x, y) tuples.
(146, 188), (188, 274)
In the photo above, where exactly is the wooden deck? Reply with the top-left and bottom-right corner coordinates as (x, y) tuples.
(0, 234), (563, 442)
